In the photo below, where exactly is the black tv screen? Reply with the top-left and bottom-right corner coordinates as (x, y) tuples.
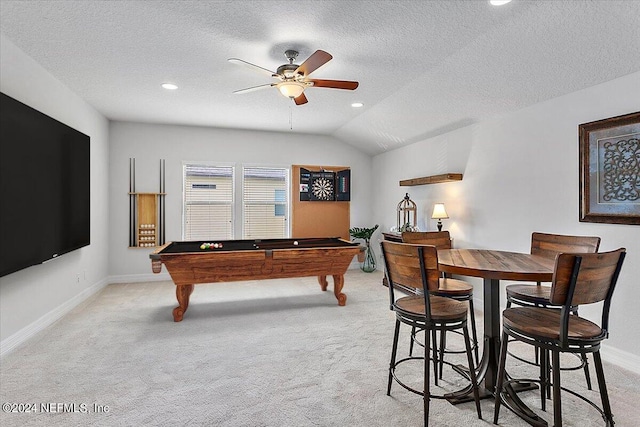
(0, 92), (90, 277)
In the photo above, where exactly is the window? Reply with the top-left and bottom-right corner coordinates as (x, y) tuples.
(242, 167), (289, 239)
(183, 164), (234, 240)
(182, 164), (289, 240)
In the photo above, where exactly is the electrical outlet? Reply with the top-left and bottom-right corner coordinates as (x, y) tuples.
(76, 273), (80, 283)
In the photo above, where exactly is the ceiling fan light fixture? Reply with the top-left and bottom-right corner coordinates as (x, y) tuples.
(232, 49), (358, 105)
(277, 81), (305, 98)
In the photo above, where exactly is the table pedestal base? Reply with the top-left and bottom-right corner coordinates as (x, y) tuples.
(445, 335), (538, 406)
(499, 384), (549, 427)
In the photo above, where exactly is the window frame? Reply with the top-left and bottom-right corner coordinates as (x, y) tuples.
(241, 164), (291, 239)
(181, 161), (291, 241)
(181, 161), (236, 241)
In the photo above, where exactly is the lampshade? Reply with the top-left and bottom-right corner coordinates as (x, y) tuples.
(431, 203), (449, 220)
(277, 81), (305, 98)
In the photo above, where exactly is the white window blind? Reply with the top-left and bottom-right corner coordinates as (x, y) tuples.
(183, 165), (234, 240)
(242, 167), (289, 239)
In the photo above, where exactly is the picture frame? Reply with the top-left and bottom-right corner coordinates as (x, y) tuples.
(579, 111), (640, 225)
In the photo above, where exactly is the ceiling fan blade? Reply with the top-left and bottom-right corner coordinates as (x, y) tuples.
(233, 83), (275, 94)
(228, 58), (276, 76)
(294, 93), (308, 105)
(295, 50), (332, 76)
(308, 79), (359, 90)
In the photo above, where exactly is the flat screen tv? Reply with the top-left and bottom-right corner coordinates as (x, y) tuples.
(0, 92), (90, 277)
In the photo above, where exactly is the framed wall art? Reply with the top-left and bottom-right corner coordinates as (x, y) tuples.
(579, 111), (639, 225)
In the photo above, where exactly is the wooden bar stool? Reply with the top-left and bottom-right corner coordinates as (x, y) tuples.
(401, 231), (479, 373)
(494, 248), (626, 427)
(381, 241), (482, 426)
(505, 232), (600, 390)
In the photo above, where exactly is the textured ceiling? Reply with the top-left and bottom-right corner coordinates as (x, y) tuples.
(1, 0), (639, 155)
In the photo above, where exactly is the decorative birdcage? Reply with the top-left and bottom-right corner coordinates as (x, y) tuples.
(397, 193), (418, 232)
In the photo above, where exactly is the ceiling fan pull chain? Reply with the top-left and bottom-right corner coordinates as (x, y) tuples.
(289, 106), (293, 130)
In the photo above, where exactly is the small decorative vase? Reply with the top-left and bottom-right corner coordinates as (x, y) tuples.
(361, 239), (377, 273)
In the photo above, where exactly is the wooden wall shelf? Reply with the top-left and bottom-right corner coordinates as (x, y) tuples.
(399, 173), (463, 187)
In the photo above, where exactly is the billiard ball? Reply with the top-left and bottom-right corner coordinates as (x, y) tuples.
(213, 243), (219, 248)
(200, 244), (206, 250)
(293, 241), (298, 246)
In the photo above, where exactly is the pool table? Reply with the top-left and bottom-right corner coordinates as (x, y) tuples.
(150, 237), (362, 321)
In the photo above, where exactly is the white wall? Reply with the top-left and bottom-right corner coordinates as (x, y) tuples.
(108, 122), (373, 279)
(2, 29), (638, 373)
(372, 72), (640, 370)
(0, 35), (110, 345)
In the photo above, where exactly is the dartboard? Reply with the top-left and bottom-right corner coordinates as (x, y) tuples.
(311, 177), (334, 200)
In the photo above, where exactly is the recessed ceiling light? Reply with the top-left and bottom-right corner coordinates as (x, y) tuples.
(489, 0), (512, 5)
(351, 102), (364, 108)
(161, 83), (178, 90)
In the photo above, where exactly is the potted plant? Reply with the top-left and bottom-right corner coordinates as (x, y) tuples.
(349, 224), (379, 272)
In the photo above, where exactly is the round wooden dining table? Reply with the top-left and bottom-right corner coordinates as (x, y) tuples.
(437, 249), (555, 403)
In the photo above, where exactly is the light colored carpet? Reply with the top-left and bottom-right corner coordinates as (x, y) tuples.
(1, 270), (639, 426)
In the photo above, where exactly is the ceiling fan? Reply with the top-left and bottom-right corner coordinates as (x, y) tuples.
(228, 49), (359, 105)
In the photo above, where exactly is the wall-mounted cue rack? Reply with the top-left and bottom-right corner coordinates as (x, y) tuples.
(128, 158), (166, 248)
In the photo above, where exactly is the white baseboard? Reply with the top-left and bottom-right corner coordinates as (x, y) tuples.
(348, 259), (361, 270)
(470, 295), (640, 374)
(4, 275), (639, 375)
(107, 272), (172, 284)
(0, 278), (109, 358)
(600, 344), (640, 375)
(0, 274), (169, 358)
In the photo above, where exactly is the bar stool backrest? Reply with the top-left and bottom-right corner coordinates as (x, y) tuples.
(401, 231), (452, 250)
(550, 249), (625, 308)
(531, 232), (600, 259)
(549, 248), (626, 346)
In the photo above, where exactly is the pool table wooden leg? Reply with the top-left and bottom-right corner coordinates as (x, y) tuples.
(173, 284), (194, 322)
(318, 275), (329, 291)
(318, 275), (347, 306)
(332, 274), (347, 306)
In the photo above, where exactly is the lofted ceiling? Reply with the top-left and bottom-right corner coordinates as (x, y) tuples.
(1, 0), (639, 156)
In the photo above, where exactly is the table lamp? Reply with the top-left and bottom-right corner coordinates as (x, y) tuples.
(431, 203), (449, 231)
